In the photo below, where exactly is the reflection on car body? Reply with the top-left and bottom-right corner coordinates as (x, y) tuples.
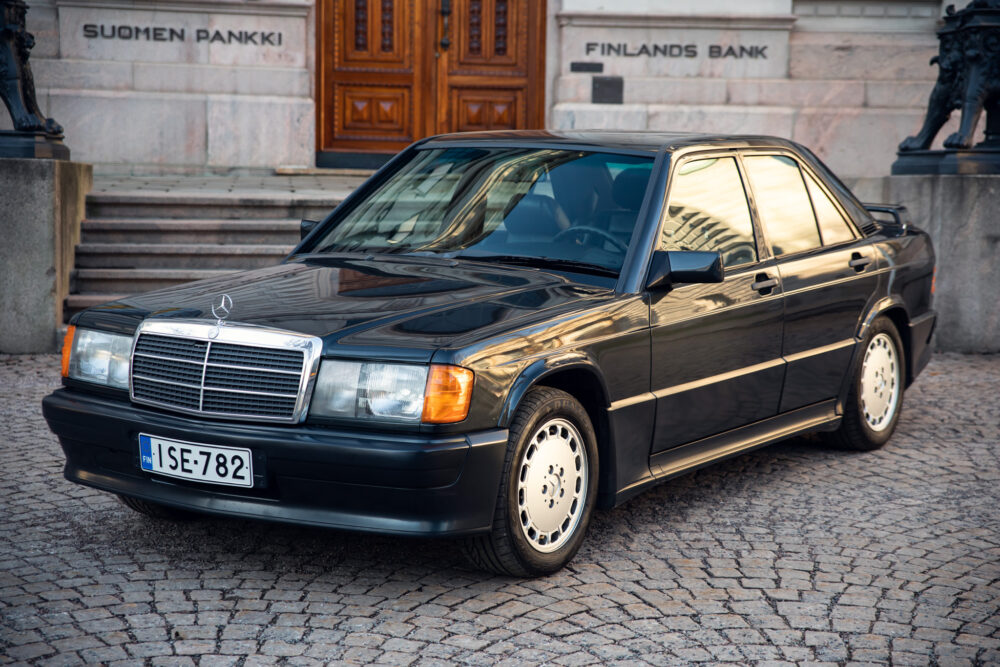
(43, 131), (937, 576)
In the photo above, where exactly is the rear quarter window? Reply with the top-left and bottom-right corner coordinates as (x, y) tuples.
(804, 170), (856, 245)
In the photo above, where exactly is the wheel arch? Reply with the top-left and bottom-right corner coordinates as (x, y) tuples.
(857, 297), (914, 386)
(499, 359), (616, 505)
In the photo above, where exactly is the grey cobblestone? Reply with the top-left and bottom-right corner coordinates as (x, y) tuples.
(2, 352), (999, 665)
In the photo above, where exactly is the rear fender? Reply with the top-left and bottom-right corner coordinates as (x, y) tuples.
(857, 296), (908, 342)
(839, 297), (911, 409)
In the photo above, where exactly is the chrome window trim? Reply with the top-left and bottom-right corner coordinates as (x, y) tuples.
(129, 319), (324, 424)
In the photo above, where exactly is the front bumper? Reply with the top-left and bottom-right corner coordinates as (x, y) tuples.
(42, 388), (508, 537)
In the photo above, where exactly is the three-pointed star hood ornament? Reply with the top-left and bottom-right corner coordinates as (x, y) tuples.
(210, 294), (233, 334)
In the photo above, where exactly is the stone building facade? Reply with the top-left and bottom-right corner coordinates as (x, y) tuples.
(10, 0), (315, 173)
(7, 0), (977, 178)
(550, 0), (964, 177)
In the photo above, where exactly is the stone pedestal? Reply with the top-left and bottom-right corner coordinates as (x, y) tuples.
(0, 130), (70, 159)
(0, 158), (92, 353)
(880, 175), (999, 353)
(892, 147), (1000, 175)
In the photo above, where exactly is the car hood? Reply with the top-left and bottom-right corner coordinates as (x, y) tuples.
(74, 255), (615, 361)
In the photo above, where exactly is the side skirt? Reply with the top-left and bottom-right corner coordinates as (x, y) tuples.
(612, 399), (841, 507)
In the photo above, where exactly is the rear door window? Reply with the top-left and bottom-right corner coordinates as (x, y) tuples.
(660, 157), (758, 268)
(743, 155), (822, 257)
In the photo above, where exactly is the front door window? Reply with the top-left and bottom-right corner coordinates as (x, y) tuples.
(660, 156), (758, 268)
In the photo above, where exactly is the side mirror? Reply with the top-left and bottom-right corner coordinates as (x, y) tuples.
(300, 219), (319, 240)
(646, 250), (725, 290)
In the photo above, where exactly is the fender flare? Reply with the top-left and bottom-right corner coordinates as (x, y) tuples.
(839, 296), (911, 409)
(497, 354), (611, 429)
(856, 295), (909, 341)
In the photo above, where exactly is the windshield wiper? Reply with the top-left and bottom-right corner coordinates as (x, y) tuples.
(458, 255), (619, 277)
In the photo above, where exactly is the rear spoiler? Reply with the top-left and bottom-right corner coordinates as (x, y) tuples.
(862, 203), (910, 235)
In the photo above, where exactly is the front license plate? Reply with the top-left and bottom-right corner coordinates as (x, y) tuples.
(139, 434), (253, 488)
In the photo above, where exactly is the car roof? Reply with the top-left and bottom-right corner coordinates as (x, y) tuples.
(420, 130), (805, 154)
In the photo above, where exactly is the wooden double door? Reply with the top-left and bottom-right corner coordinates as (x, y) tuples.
(318, 0), (546, 155)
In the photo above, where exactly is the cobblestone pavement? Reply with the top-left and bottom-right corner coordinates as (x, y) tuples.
(2, 353), (999, 666)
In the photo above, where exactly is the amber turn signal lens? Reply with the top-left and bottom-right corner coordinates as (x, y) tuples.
(61, 325), (76, 378)
(422, 365), (474, 424)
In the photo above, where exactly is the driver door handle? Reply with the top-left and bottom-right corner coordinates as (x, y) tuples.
(751, 273), (779, 295)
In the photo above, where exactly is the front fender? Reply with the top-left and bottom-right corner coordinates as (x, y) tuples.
(497, 354), (609, 428)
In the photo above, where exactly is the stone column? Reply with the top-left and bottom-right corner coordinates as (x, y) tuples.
(0, 158), (92, 353)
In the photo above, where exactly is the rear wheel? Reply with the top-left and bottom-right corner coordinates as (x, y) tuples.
(118, 494), (197, 520)
(463, 387), (598, 576)
(825, 317), (905, 451)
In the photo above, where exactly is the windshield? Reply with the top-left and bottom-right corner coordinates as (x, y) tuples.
(310, 147), (655, 274)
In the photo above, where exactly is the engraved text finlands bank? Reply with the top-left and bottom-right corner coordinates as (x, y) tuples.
(584, 42), (768, 59)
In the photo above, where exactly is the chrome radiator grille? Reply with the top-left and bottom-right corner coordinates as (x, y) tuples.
(129, 323), (321, 423)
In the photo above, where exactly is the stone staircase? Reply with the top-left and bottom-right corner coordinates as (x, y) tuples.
(66, 174), (366, 321)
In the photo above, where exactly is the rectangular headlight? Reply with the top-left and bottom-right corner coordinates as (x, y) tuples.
(311, 360), (428, 422)
(66, 328), (133, 389)
(309, 361), (474, 423)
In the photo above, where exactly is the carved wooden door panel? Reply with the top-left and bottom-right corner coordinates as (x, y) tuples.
(318, 0), (545, 156)
(318, 0), (428, 154)
(434, 0), (546, 134)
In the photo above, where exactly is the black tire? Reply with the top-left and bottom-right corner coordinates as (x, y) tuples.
(118, 494), (197, 520)
(462, 387), (599, 577)
(825, 317), (906, 451)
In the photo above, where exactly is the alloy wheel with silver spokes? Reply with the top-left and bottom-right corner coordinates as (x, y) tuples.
(516, 417), (588, 553)
(860, 332), (901, 432)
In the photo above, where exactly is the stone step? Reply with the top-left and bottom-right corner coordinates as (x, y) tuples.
(65, 293), (128, 320)
(80, 218), (303, 245)
(67, 175), (365, 323)
(75, 243), (293, 269)
(74, 268), (238, 294)
(86, 191), (344, 221)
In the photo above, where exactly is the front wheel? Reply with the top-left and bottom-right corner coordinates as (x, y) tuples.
(463, 387), (599, 576)
(825, 317), (905, 451)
